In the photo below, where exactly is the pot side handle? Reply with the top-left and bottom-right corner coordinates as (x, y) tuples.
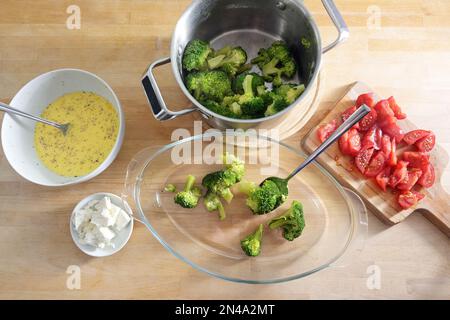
(141, 57), (196, 121)
(321, 0), (350, 53)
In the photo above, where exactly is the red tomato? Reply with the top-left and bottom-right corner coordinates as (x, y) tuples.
(388, 137), (397, 166)
(416, 132), (435, 153)
(397, 168), (423, 191)
(338, 131), (350, 155)
(381, 121), (404, 143)
(381, 134), (392, 156)
(364, 151), (386, 178)
(355, 147), (374, 174)
(417, 163), (435, 188)
(388, 160), (409, 188)
(412, 191), (425, 201)
(402, 151), (430, 169)
(317, 119), (338, 143)
(362, 126), (382, 150)
(387, 96), (407, 120)
(341, 105), (360, 130)
(398, 191), (418, 209)
(403, 130), (430, 145)
(374, 99), (395, 120)
(359, 109), (378, 131)
(356, 93), (376, 108)
(375, 166), (391, 192)
(347, 129), (362, 156)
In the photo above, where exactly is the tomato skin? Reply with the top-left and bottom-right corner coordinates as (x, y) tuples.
(355, 147), (374, 174)
(397, 168), (423, 191)
(388, 160), (409, 188)
(403, 130), (430, 145)
(398, 191), (418, 209)
(402, 151), (429, 169)
(388, 138), (397, 166)
(364, 151), (386, 178)
(338, 131), (350, 155)
(387, 96), (407, 120)
(317, 119), (338, 143)
(375, 166), (391, 192)
(412, 191), (425, 201)
(341, 105), (360, 130)
(347, 128), (362, 156)
(359, 109), (378, 131)
(381, 134), (392, 156)
(417, 163), (435, 188)
(415, 132), (435, 152)
(381, 121), (404, 143)
(356, 93), (376, 108)
(374, 100), (395, 120)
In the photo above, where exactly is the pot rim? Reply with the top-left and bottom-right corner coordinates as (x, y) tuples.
(170, 0), (323, 124)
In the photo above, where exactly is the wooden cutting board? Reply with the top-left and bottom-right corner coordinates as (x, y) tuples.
(303, 81), (450, 237)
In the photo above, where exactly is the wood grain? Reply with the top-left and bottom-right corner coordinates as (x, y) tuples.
(303, 82), (450, 236)
(0, 0), (449, 299)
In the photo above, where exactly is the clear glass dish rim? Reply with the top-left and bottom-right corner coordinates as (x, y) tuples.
(130, 131), (359, 284)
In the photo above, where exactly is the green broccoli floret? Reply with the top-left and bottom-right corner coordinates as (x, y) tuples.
(264, 94), (289, 117)
(185, 70), (232, 102)
(182, 40), (212, 71)
(174, 175), (201, 208)
(233, 72), (265, 94)
(201, 100), (236, 118)
(241, 224), (264, 257)
(237, 75), (266, 117)
(164, 184), (176, 192)
(223, 152), (245, 182)
(275, 83), (305, 104)
(264, 176), (289, 207)
(207, 46), (247, 76)
(204, 191), (226, 220)
(268, 200), (305, 241)
(202, 170), (236, 203)
(251, 41), (297, 86)
(239, 180), (280, 215)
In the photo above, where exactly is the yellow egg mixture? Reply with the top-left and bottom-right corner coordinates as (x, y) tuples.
(34, 92), (119, 177)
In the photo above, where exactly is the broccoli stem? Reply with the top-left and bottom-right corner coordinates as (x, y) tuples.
(254, 223), (264, 240)
(242, 75), (254, 97)
(217, 202), (226, 220)
(238, 180), (257, 195)
(184, 175), (196, 192)
(268, 216), (289, 229)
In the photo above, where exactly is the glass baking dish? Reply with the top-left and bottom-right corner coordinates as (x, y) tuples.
(122, 132), (367, 283)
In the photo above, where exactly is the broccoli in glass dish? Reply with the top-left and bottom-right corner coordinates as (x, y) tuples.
(268, 200), (305, 241)
(240, 224), (264, 257)
(238, 179), (286, 215)
(174, 175), (202, 209)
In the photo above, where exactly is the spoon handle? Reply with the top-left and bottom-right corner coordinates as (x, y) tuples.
(286, 104), (371, 181)
(0, 101), (63, 130)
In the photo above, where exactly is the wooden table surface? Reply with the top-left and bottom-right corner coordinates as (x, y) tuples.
(0, 0), (449, 299)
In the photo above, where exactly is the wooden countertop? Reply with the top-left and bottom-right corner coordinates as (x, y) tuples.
(0, 0), (449, 299)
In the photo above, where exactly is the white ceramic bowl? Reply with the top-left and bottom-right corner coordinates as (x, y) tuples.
(70, 193), (134, 257)
(1, 69), (125, 186)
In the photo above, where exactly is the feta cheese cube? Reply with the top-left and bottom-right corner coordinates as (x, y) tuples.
(114, 208), (131, 231)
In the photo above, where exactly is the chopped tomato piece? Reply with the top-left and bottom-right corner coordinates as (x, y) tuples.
(374, 99), (395, 120)
(362, 125), (382, 150)
(347, 128), (362, 156)
(416, 132), (435, 153)
(381, 135), (392, 156)
(412, 191), (425, 201)
(398, 191), (418, 209)
(417, 163), (435, 188)
(338, 130), (350, 155)
(356, 93), (376, 108)
(388, 160), (409, 188)
(359, 109), (378, 131)
(388, 137), (397, 166)
(397, 168), (423, 191)
(341, 105), (360, 130)
(364, 151), (386, 178)
(403, 130), (430, 145)
(381, 121), (404, 143)
(355, 147), (374, 174)
(376, 167), (391, 192)
(402, 152), (429, 169)
(387, 96), (407, 120)
(317, 119), (338, 143)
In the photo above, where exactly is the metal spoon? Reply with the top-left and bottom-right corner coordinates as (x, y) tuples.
(0, 101), (70, 135)
(261, 104), (371, 209)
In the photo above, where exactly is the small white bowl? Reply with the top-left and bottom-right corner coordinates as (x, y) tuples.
(70, 193), (134, 257)
(1, 69), (125, 186)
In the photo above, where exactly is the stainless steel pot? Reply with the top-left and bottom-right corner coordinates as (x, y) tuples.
(142, 0), (349, 129)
